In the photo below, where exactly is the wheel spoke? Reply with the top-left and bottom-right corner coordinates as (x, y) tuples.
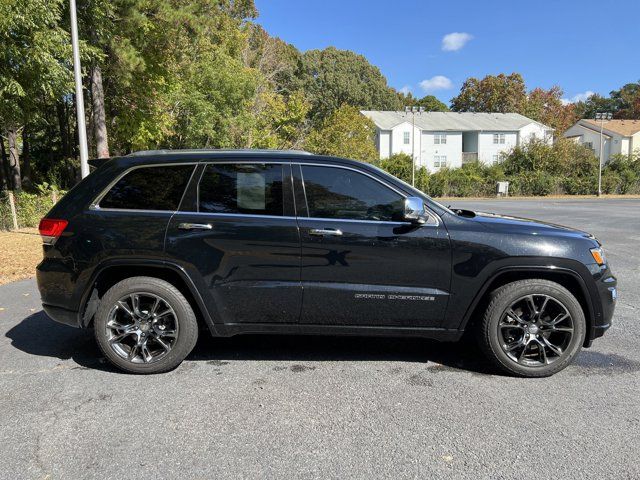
(140, 343), (152, 363)
(117, 300), (134, 318)
(542, 337), (563, 356)
(131, 294), (142, 317)
(538, 296), (550, 320)
(109, 330), (136, 344)
(505, 340), (524, 352)
(536, 338), (549, 364)
(518, 341), (530, 361)
(150, 297), (161, 315)
(525, 295), (538, 319)
(128, 344), (139, 361)
(506, 308), (527, 325)
(154, 336), (171, 352)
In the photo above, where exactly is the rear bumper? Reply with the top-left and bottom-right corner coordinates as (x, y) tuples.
(42, 304), (81, 328)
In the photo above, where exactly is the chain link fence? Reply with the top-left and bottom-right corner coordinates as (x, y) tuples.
(0, 190), (61, 231)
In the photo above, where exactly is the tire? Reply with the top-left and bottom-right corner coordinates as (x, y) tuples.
(94, 276), (198, 374)
(478, 279), (586, 377)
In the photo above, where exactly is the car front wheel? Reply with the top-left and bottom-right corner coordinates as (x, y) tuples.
(94, 276), (198, 374)
(479, 279), (586, 377)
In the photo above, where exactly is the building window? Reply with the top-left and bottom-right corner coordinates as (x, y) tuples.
(434, 133), (447, 145)
(433, 155), (447, 168)
(493, 133), (506, 144)
(492, 155), (499, 163)
(403, 132), (410, 144)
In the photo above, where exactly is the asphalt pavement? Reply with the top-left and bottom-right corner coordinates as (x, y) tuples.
(0, 198), (639, 479)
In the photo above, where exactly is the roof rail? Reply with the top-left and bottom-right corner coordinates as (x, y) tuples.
(127, 148), (313, 157)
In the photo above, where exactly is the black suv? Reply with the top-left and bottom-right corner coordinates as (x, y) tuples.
(36, 150), (616, 376)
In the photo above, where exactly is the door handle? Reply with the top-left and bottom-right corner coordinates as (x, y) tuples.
(178, 222), (213, 230)
(309, 228), (343, 236)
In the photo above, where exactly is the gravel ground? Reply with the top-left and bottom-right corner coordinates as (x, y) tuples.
(0, 198), (638, 479)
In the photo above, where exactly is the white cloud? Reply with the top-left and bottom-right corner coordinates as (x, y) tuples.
(442, 32), (473, 52)
(419, 75), (453, 92)
(399, 85), (412, 95)
(561, 90), (595, 105)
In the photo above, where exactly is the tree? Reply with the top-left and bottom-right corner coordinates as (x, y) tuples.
(610, 81), (640, 119)
(305, 105), (378, 161)
(398, 93), (449, 111)
(301, 47), (402, 121)
(0, 0), (72, 190)
(524, 87), (577, 134)
(573, 94), (617, 120)
(451, 73), (527, 113)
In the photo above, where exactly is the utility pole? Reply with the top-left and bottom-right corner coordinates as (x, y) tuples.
(404, 106), (424, 186)
(70, 0), (90, 179)
(595, 112), (612, 197)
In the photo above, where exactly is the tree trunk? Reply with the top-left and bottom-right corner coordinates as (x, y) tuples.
(90, 64), (110, 158)
(0, 137), (8, 190)
(21, 128), (31, 187)
(7, 128), (21, 191)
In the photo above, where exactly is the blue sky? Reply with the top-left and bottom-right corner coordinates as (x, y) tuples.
(255, 0), (640, 105)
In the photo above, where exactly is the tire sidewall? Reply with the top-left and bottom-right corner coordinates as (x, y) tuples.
(94, 277), (198, 374)
(485, 281), (586, 377)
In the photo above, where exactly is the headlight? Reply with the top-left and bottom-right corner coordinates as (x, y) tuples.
(590, 247), (606, 266)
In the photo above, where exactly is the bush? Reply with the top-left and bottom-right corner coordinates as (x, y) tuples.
(602, 153), (640, 194)
(0, 185), (64, 230)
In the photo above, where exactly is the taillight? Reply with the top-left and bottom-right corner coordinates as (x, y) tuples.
(39, 218), (68, 245)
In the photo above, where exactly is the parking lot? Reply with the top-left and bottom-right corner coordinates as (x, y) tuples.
(0, 198), (638, 479)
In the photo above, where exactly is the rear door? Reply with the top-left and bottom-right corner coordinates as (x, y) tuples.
(294, 163), (451, 328)
(165, 161), (302, 324)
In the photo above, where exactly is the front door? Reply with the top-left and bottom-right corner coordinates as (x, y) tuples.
(165, 161), (301, 324)
(295, 164), (451, 327)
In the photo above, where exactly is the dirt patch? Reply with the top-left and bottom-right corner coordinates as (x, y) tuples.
(0, 228), (42, 285)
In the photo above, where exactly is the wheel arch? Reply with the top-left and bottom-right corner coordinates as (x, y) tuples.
(78, 260), (217, 334)
(459, 266), (595, 347)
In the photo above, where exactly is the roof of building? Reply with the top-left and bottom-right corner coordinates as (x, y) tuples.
(361, 110), (551, 131)
(580, 119), (640, 136)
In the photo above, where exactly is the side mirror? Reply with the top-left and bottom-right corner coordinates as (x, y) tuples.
(403, 196), (427, 224)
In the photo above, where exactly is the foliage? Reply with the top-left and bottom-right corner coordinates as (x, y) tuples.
(500, 138), (598, 195)
(451, 73), (527, 113)
(398, 93), (449, 111)
(0, 0), (74, 126)
(523, 87), (577, 134)
(0, 188), (65, 230)
(305, 105), (378, 161)
(601, 152), (640, 194)
(301, 47), (402, 121)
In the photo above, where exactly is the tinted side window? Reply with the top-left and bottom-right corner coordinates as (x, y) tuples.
(100, 165), (194, 210)
(301, 166), (404, 221)
(198, 163), (283, 216)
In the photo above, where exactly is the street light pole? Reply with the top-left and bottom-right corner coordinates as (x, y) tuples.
(595, 112), (612, 197)
(70, 0), (90, 179)
(404, 106), (424, 186)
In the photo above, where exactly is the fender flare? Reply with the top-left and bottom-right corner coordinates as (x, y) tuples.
(456, 264), (596, 334)
(77, 258), (218, 334)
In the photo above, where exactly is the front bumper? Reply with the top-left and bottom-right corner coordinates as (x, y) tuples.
(585, 263), (616, 346)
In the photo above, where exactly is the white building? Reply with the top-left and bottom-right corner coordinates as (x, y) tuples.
(361, 111), (553, 171)
(564, 119), (640, 163)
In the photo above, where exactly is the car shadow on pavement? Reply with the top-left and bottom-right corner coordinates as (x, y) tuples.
(11, 311), (638, 376)
(6, 310), (495, 374)
(5, 311), (112, 371)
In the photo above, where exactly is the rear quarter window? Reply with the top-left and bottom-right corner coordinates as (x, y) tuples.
(99, 165), (194, 211)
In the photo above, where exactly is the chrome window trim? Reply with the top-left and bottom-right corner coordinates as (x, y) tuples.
(296, 163), (439, 227)
(89, 162), (199, 211)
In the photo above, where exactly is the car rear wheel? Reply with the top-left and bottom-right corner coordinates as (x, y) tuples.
(94, 276), (198, 374)
(479, 279), (586, 377)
